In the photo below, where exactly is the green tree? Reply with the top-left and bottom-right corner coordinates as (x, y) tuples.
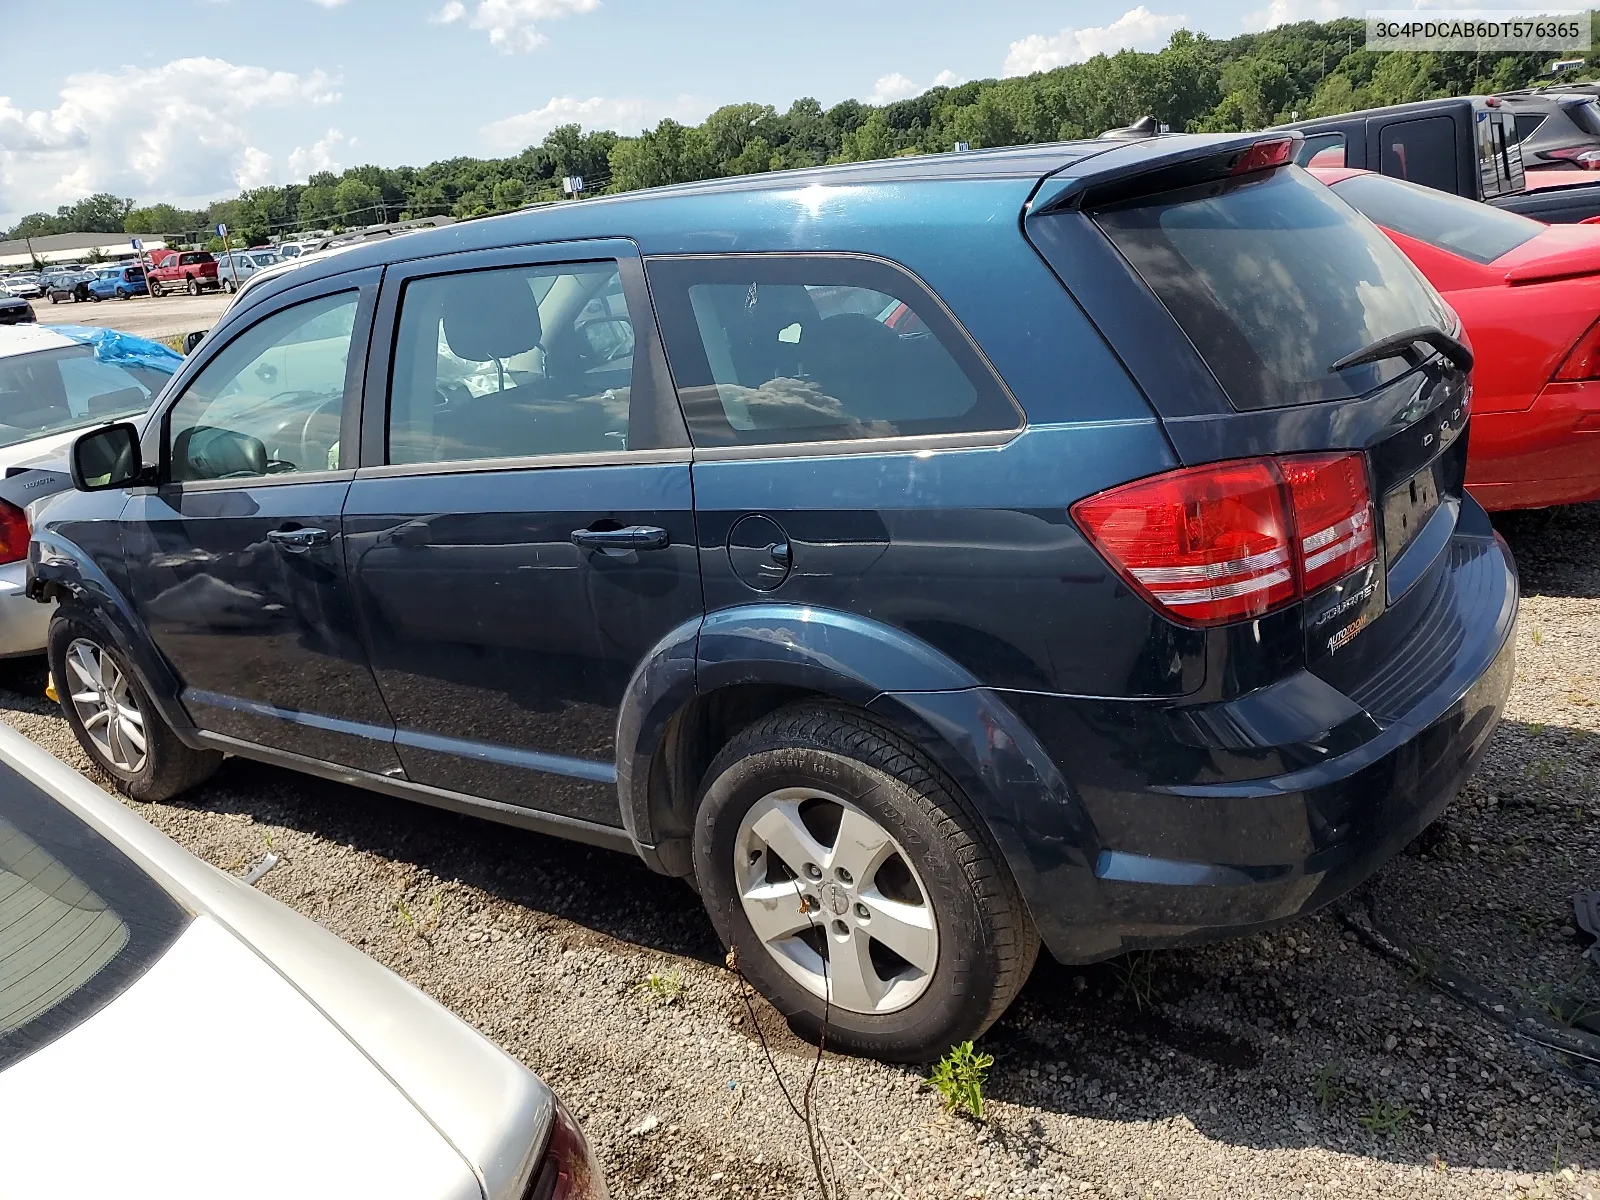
(492, 177), (527, 209)
(835, 111), (895, 162)
(607, 119), (716, 191)
(333, 178), (383, 226)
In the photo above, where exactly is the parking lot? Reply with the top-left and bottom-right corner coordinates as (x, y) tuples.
(0, 502), (1593, 1200)
(35, 290), (231, 341)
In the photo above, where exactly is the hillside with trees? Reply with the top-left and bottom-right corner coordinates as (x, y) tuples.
(4, 16), (1578, 246)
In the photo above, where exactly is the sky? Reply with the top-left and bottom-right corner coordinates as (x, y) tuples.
(0, 0), (1564, 224)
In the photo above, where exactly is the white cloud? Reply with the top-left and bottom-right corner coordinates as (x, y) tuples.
(1003, 6), (1186, 76)
(1243, 0), (1356, 29)
(432, 0), (600, 54)
(0, 58), (340, 224)
(482, 94), (709, 150)
(288, 127), (353, 178)
(308, 0), (350, 7)
(236, 146), (276, 189)
(866, 69), (965, 105)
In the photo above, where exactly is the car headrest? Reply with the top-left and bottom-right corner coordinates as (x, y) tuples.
(441, 271), (542, 362)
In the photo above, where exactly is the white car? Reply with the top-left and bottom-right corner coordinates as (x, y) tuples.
(3, 277), (43, 299)
(0, 324), (184, 656)
(215, 249), (283, 293)
(0, 723), (608, 1198)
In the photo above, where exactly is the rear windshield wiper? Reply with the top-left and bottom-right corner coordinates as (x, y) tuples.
(1329, 326), (1473, 375)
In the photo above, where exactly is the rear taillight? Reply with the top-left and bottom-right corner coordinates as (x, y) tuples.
(1545, 146), (1600, 169)
(1072, 453), (1375, 628)
(524, 1097), (608, 1200)
(0, 500), (28, 567)
(1554, 315), (1600, 381)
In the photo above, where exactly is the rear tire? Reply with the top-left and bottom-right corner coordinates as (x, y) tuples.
(186, 276), (200, 296)
(48, 614), (222, 803)
(692, 703), (1039, 1061)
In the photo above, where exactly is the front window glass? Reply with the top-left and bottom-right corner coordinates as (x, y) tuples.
(0, 760), (188, 1069)
(1094, 166), (1450, 410)
(0, 346), (174, 450)
(1332, 171), (1543, 265)
(647, 255), (1017, 446)
(166, 291), (357, 481)
(388, 261), (635, 465)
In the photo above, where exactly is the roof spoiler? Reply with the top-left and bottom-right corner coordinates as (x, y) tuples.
(1028, 131), (1305, 216)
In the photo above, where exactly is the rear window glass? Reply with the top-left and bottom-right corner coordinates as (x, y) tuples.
(1094, 166), (1449, 410)
(0, 345), (174, 450)
(1331, 172), (1543, 264)
(0, 761), (188, 1069)
(1565, 98), (1600, 136)
(648, 255), (1018, 446)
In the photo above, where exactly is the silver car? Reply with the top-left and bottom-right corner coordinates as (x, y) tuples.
(0, 724), (608, 1198)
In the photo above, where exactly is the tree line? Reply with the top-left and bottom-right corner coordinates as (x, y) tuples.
(5, 16), (1581, 247)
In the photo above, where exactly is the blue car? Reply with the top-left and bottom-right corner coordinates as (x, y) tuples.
(86, 265), (148, 301)
(29, 132), (1517, 1061)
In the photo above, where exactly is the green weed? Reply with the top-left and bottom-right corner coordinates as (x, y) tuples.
(1359, 1098), (1412, 1136)
(1315, 1061), (1344, 1114)
(639, 969), (685, 1004)
(930, 1041), (994, 1120)
(1114, 949), (1160, 1012)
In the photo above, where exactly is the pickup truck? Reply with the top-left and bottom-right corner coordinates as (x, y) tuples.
(1283, 95), (1600, 223)
(147, 251), (220, 297)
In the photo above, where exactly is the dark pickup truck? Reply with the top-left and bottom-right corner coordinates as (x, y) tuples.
(1283, 96), (1600, 223)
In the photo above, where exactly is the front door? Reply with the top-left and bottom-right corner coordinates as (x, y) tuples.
(343, 242), (700, 826)
(122, 274), (402, 775)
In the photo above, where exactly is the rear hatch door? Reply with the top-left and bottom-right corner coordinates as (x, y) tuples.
(1024, 137), (1477, 699)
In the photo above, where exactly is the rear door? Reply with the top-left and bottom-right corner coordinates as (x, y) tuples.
(343, 240), (699, 826)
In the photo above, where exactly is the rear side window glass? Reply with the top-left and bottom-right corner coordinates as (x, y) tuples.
(648, 256), (1018, 446)
(1380, 116), (1458, 193)
(0, 761), (188, 1069)
(1294, 132), (1347, 168)
(1332, 172), (1543, 264)
(387, 260), (635, 465)
(1514, 113), (1548, 142)
(1095, 166), (1449, 410)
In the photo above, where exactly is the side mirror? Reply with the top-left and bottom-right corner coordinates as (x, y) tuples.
(182, 330), (206, 355)
(70, 422), (144, 492)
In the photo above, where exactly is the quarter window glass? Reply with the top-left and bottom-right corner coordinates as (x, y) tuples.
(1514, 113), (1548, 143)
(1380, 117), (1457, 193)
(388, 261), (634, 465)
(648, 256), (1015, 446)
(166, 291), (357, 482)
(1332, 172), (1542, 265)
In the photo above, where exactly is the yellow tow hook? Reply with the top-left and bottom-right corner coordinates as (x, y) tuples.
(44, 673), (57, 704)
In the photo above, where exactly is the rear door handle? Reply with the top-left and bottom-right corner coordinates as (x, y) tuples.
(570, 525), (670, 551)
(267, 527), (331, 552)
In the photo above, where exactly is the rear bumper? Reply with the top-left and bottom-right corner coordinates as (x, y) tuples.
(0, 559), (50, 657)
(1468, 380), (1600, 510)
(989, 510), (1518, 963)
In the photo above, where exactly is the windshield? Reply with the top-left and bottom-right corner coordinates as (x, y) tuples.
(1332, 172), (1544, 264)
(1094, 165), (1450, 410)
(0, 759), (188, 1069)
(0, 343), (176, 449)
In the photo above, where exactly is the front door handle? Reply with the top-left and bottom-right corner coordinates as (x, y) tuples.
(267, 527), (331, 552)
(570, 525), (669, 551)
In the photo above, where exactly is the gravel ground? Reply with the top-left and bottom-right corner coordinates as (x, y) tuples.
(36, 290), (230, 339)
(3, 505), (1598, 1200)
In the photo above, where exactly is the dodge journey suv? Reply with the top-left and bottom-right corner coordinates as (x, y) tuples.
(29, 131), (1517, 1061)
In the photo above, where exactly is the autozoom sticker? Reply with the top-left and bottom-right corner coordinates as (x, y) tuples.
(1328, 613), (1373, 654)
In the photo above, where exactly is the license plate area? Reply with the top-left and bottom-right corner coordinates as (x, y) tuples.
(1382, 461), (1442, 565)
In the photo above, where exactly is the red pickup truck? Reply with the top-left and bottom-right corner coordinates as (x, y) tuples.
(147, 251), (220, 297)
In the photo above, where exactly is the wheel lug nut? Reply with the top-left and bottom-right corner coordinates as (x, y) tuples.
(854, 902), (870, 920)
(835, 867), (853, 885)
(804, 864), (822, 880)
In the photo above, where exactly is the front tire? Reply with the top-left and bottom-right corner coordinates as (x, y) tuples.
(149, 280), (163, 298)
(48, 614), (222, 803)
(693, 703), (1038, 1061)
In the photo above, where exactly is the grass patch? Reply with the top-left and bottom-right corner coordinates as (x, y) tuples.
(1113, 949), (1160, 1011)
(639, 968), (685, 1004)
(930, 1041), (993, 1120)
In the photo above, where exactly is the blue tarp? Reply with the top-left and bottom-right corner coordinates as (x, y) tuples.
(51, 325), (183, 375)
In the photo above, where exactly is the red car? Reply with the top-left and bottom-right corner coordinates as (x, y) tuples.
(1313, 165), (1600, 511)
(147, 250), (220, 297)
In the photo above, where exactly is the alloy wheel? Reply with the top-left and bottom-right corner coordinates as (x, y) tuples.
(64, 638), (147, 774)
(734, 787), (939, 1015)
